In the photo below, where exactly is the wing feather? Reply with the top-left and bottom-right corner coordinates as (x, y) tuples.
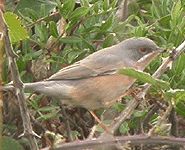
(48, 50), (125, 80)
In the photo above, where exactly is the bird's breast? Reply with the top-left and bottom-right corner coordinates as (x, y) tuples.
(69, 74), (136, 109)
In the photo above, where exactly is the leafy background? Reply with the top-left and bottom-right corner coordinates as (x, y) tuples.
(2, 0), (185, 149)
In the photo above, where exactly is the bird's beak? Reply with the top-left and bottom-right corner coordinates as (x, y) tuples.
(155, 47), (166, 53)
(136, 47), (164, 70)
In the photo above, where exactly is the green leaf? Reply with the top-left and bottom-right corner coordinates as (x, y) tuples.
(103, 34), (115, 48)
(17, 11), (33, 23)
(38, 106), (60, 112)
(93, 2), (99, 13)
(68, 50), (85, 64)
(41, 22), (48, 40)
(163, 89), (185, 102)
(25, 8), (38, 21)
(167, 27), (176, 43)
(31, 94), (43, 104)
(119, 122), (129, 134)
(103, 0), (109, 11)
(171, 0), (182, 25)
(50, 21), (59, 38)
(60, 36), (82, 44)
(40, 4), (46, 17)
(55, 0), (63, 15)
(151, 0), (161, 19)
(35, 24), (47, 43)
(70, 131), (80, 140)
(3, 12), (29, 43)
(66, 20), (78, 31)
(111, 0), (118, 8)
(174, 53), (185, 75)
(111, 103), (126, 112)
(27, 99), (39, 110)
(63, 0), (75, 12)
(96, 120), (114, 133)
(26, 50), (44, 59)
(180, 17), (185, 30)
(17, 57), (27, 72)
(69, 7), (90, 20)
(158, 14), (171, 28)
(133, 110), (146, 118)
(2, 136), (24, 150)
(128, 2), (139, 15)
(80, 36), (95, 52)
(100, 14), (114, 31)
(80, 0), (89, 7)
(70, 50), (88, 64)
(119, 68), (170, 90)
(176, 101), (185, 117)
(15, 0), (56, 17)
(37, 110), (60, 121)
(113, 14), (135, 33)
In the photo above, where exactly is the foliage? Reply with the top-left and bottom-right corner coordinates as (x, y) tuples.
(2, 136), (24, 150)
(2, 0), (185, 149)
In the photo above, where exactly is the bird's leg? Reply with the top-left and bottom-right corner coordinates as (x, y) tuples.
(89, 110), (110, 133)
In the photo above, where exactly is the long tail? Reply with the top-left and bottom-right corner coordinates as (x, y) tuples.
(3, 81), (72, 100)
(2, 82), (42, 92)
(2, 84), (15, 91)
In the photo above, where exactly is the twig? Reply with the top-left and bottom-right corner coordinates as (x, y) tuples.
(41, 135), (185, 150)
(26, 12), (60, 29)
(87, 125), (97, 140)
(122, 0), (128, 21)
(0, 9), (39, 150)
(0, 12), (4, 150)
(89, 110), (110, 133)
(148, 101), (172, 136)
(58, 101), (73, 142)
(169, 107), (178, 137)
(143, 103), (160, 129)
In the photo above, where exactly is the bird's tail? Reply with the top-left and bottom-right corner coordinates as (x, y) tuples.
(2, 81), (72, 100)
(2, 84), (15, 91)
(2, 82), (42, 92)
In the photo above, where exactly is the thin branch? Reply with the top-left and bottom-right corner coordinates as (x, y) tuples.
(143, 103), (160, 129)
(0, 10), (4, 149)
(122, 0), (128, 21)
(58, 101), (73, 142)
(26, 12), (60, 29)
(0, 9), (39, 150)
(169, 107), (178, 137)
(148, 101), (172, 136)
(41, 135), (185, 150)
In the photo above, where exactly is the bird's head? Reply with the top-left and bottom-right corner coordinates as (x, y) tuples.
(119, 37), (164, 70)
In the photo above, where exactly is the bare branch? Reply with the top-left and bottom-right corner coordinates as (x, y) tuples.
(41, 135), (185, 150)
(0, 9), (39, 150)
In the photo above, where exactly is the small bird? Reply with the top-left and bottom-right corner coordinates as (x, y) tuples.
(4, 37), (163, 110)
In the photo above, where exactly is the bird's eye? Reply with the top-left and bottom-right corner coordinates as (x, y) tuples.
(139, 48), (148, 54)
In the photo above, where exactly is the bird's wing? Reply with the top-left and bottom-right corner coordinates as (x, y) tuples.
(48, 51), (126, 80)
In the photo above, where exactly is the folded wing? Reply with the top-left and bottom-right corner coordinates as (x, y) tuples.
(48, 50), (126, 80)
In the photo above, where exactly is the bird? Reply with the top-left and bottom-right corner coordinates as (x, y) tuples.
(4, 37), (163, 110)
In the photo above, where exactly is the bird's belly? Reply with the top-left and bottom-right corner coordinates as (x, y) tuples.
(70, 74), (136, 109)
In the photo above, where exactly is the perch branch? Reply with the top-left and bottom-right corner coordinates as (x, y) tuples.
(0, 9), (39, 150)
